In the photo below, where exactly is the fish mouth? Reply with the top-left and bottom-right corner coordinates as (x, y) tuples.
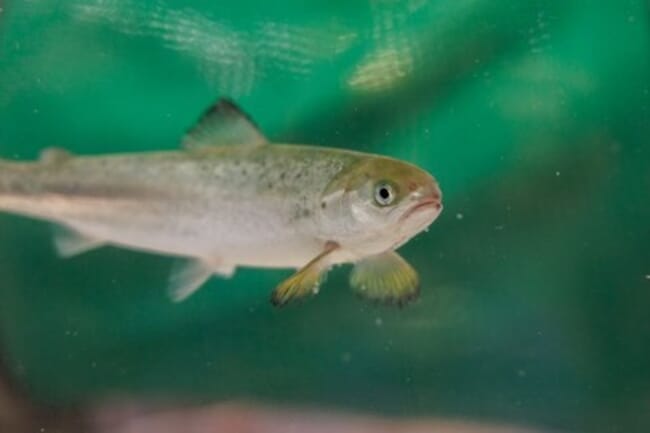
(400, 198), (442, 222)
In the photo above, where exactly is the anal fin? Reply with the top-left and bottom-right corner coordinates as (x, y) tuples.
(53, 226), (105, 258)
(350, 251), (420, 306)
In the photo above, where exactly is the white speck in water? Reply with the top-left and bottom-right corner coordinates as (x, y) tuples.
(424, 227), (429, 233)
(375, 317), (383, 327)
(517, 369), (527, 378)
(645, 275), (650, 280)
(312, 285), (320, 294)
(341, 352), (352, 363)
(33, 108), (40, 114)
(456, 213), (464, 220)
(495, 225), (504, 231)
(555, 171), (561, 176)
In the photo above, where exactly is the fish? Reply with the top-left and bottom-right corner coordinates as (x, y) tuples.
(0, 99), (442, 306)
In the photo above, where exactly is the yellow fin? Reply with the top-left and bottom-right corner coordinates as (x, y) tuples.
(350, 251), (420, 306)
(271, 242), (338, 307)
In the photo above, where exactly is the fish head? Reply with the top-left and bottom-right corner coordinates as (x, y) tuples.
(319, 156), (442, 256)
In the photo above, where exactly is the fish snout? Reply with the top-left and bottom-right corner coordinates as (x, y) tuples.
(418, 181), (443, 210)
(400, 182), (443, 223)
(432, 191), (443, 212)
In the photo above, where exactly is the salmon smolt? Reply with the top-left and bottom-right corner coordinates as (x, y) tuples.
(0, 99), (443, 306)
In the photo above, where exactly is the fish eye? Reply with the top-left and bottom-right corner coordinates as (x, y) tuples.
(374, 182), (395, 206)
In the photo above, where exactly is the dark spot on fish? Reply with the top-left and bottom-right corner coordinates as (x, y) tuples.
(302, 209), (311, 218)
(280, 172), (286, 181)
(267, 182), (273, 190)
(321, 201), (327, 209)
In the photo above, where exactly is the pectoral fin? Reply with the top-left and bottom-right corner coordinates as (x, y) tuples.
(53, 226), (105, 258)
(168, 258), (236, 302)
(271, 242), (339, 307)
(350, 251), (420, 306)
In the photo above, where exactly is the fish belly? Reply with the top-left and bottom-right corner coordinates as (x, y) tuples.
(53, 197), (323, 269)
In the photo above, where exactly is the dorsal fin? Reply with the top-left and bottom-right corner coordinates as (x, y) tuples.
(182, 98), (268, 149)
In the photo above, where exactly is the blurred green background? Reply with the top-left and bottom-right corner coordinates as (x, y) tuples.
(0, 0), (649, 432)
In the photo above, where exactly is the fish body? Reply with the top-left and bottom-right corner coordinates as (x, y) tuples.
(2, 146), (359, 266)
(0, 100), (443, 305)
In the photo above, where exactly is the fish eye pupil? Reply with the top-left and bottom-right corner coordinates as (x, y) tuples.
(374, 182), (395, 206)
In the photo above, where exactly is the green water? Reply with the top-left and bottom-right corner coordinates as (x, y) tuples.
(0, 1), (649, 432)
